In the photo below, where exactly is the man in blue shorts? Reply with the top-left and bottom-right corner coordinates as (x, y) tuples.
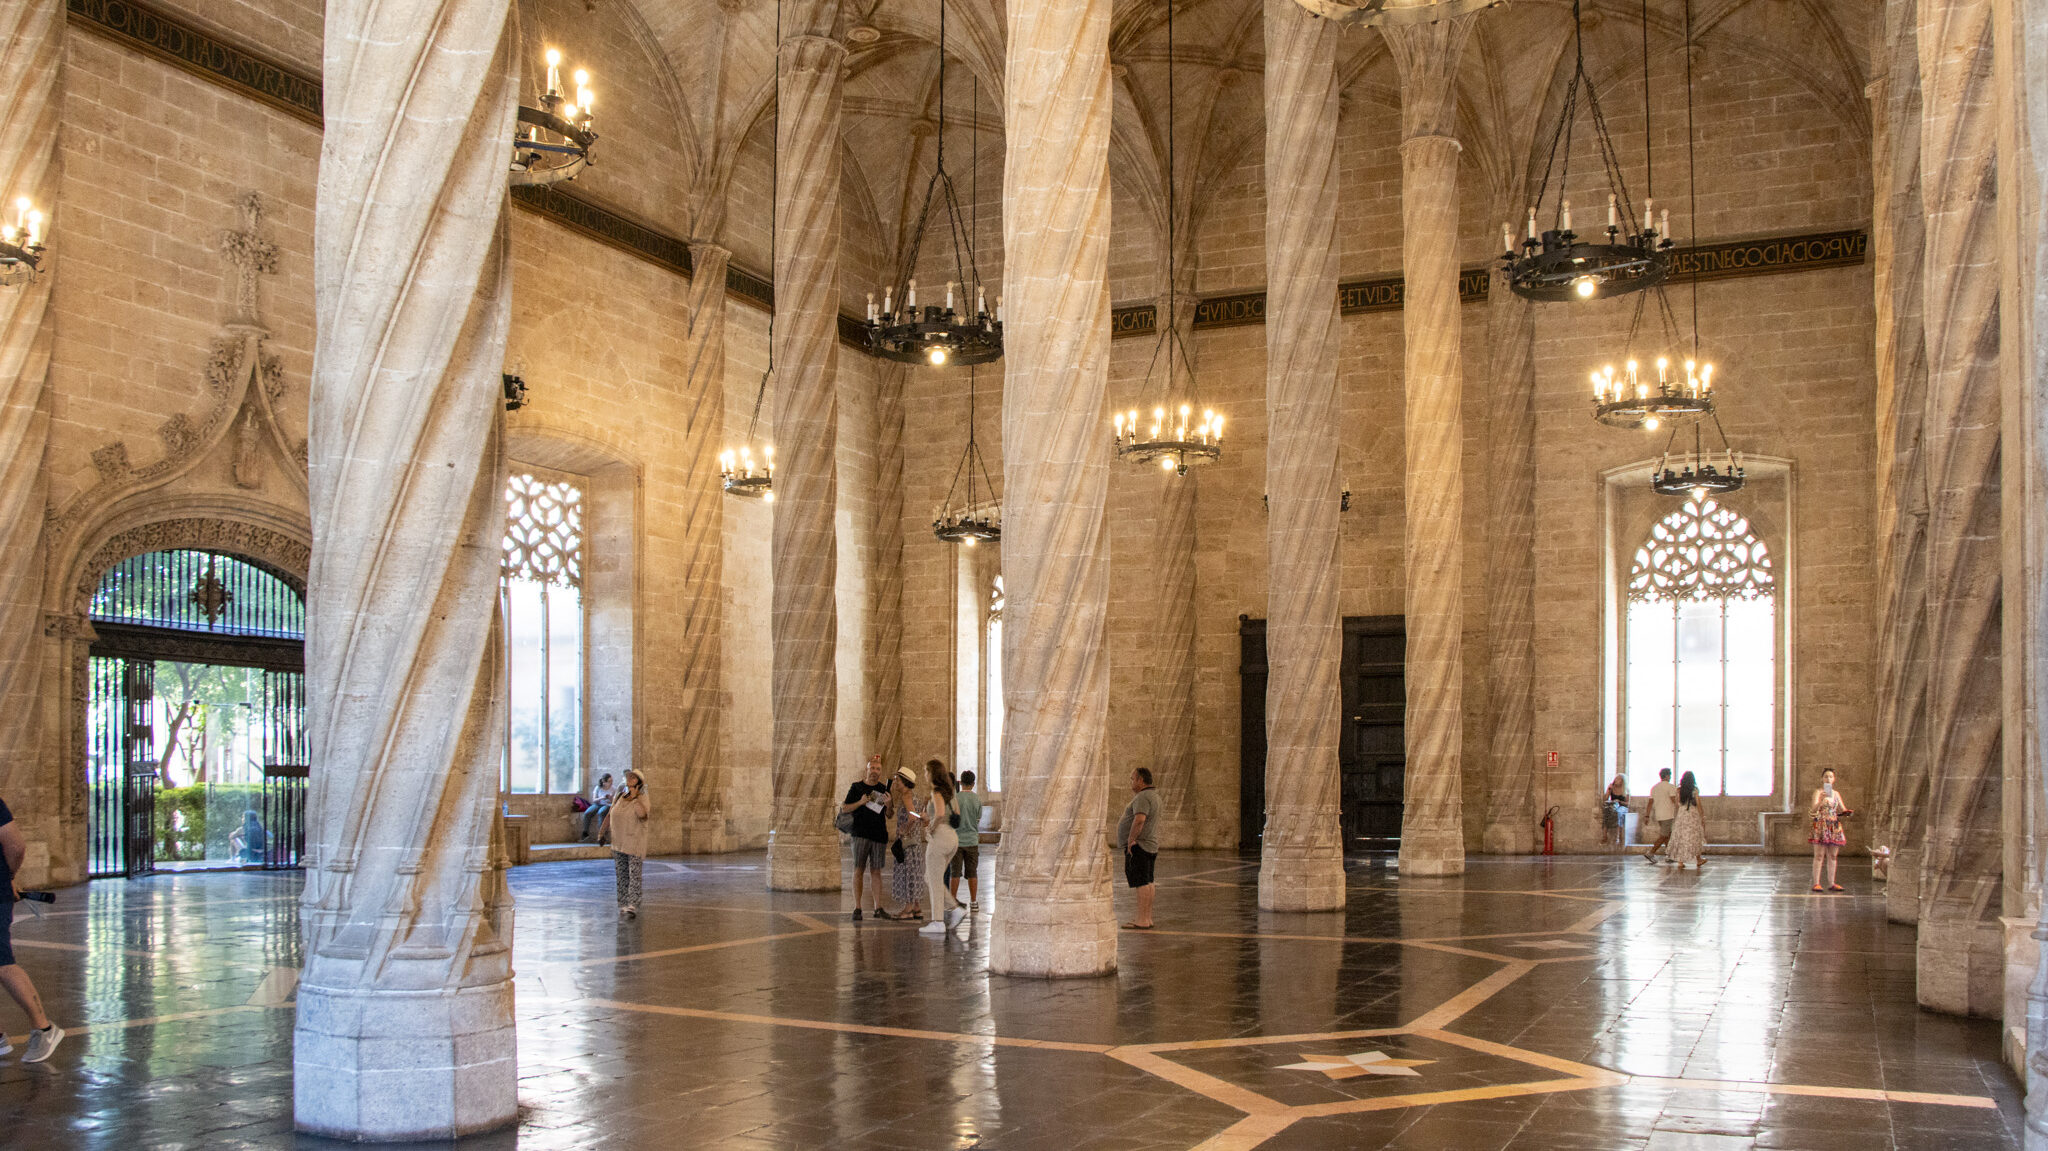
(0, 793), (62, 1062)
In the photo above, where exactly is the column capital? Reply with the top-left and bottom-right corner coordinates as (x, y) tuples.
(778, 33), (848, 75)
(1380, 16), (1477, 141)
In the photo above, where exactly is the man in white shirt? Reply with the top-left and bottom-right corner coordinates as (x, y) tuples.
(1644, 768), (1679, 863)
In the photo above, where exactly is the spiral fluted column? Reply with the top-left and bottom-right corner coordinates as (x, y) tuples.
(1480, 263), (1537, 855)
(2014, 0), (2048, 1136)
(1914, 0), (2005, 1016)
(867, 361), (906, 769)
(767, 18), (846, 892)
(1384, 18), (1474, 877)
(988, 0), (1118, 978)
(0, 0), (58, 855)
(1869, 0), (1934, 926)
(1258, 0), (1345, 911)
(1154, 289), (1200, 848)
(296, 0), (519, 1137)
(676, 241), (730, 851)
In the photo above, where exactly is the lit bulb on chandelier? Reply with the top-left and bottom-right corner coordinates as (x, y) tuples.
(928, 345), (948, 366)
(1160, 456), (1175, 471)
(1573, 275), (1597, 299)
(1645, 416), (1661, 431)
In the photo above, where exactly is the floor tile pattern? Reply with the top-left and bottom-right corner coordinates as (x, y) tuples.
(0, 852), (2024, 1149)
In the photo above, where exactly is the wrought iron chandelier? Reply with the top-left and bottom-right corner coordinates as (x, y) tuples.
(1651, 412), (1744, 498)
(511, 47), (598, 186)
(1501, 0), (1669, 302)
(1111, 0), (1222, 477)
(933, 367), (1000, 545)
(1643, 0), (1742, 495)
(1589, 0), (1741, 472)
(721, 19), (777, 502)
(862, 0), (1001, 367)
(0, 196), (47, 287)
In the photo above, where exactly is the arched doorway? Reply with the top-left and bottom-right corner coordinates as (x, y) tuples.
(85, 548), (307, 877)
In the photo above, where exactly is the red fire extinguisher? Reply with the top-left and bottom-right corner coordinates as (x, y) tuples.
(1540, 806), (1559, 855)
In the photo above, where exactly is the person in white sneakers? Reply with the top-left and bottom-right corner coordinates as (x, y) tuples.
(918, 761), (965, 936)
(1644, 768), (1680, 863)
(0, 793), (62, 1063)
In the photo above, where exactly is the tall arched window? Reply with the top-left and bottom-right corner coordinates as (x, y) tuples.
(1624, 497), (1776, 796)
(502, 472), (584, 795)
(984, 576), (1004, 793)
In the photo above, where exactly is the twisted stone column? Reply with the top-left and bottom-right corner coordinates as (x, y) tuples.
(296, 0), (518, 1137)
(1258, 0), (1345, 911)
(2015, 0), (2048, 1134)
(867, 361), (906, 769)
(988, 0), (1117, 978)
(1154, 288), (1199, 849)
(1914, 0), (2005, 1016)
(1480, 241), (1537, 855)
(676, 241), (730, 851)
(1384, 18), (1474, 877)
(767, 16), (845, 891)
(0, 0), (58, 855)
(1869, 0), (1934, 925)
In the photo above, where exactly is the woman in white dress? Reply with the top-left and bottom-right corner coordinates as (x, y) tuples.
(918, 760), (965, 936)
(1668, 770), (1707, 869)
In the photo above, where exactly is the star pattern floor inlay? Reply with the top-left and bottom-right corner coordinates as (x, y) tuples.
(0, 851), (2024, 1149)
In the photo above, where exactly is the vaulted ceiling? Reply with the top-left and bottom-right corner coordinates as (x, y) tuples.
(563, 0), (1874, 283)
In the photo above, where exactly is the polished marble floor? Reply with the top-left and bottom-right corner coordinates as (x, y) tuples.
(0, 851), (2025, 1149)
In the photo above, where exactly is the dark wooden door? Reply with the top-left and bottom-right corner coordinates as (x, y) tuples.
(1341, 617), (1405, 845)
(1240, 615), (1406, 853)
(1238, 617), (1267, 851)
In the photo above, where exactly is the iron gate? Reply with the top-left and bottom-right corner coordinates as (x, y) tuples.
(260, 669), (308, 868)
(121, 658), (157, 877)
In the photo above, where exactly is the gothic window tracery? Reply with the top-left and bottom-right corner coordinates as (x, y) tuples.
(502, 472), (585, 796)
(1623, 498), (1777, 798)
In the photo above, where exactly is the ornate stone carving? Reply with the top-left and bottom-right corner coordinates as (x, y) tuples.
(70, 517), (308, 613)
(157, 412), (197, 459)
(233, 408), (264, 489)
(90, 441), (130, 480)
(220, 192), (279, 329)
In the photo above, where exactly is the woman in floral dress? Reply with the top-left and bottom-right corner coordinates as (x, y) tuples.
(888, 768), (926, 921)
(1668, 771), (1707, 869)
(1808, 768), (1852, 892)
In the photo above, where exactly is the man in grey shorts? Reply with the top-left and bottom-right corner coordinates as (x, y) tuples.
(1644, 768), (1679, 863)
(841, 756), (892, 920)
(0, 793), (63, 1062)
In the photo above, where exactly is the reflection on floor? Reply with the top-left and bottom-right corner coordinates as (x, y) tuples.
(0, 852), (2023, 1149)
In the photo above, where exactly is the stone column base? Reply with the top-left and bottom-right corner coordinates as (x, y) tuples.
(767, 832), (843, 891)
(1258, 855), (1346, 911)
(1917, 910), (2006, 1017)
(1885, 845), (1921, 923)
(989, 883), (1117, 977)
(1398, 827), (1466, 876)
(2003, 917), (2036, 1077)
(294, 979), (517, 1141)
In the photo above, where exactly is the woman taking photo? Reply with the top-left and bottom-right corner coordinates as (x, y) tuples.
(1667, 770), (1707, 870)
(1809, 769), (1852, 892)
(919, 760), (965, 937)
(602, 770), (650, 918)
(887, 768), (925, 922)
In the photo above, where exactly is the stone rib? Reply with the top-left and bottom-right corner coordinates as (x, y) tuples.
(0, 0), (58, 825)
(677, 242), (730, 849)
(1913, 0), (2005, 1016)
(988, 0), (1118, 978)
(297, 0), (519, 1137)
(767, 31), (845, 891)
(1384, 19), (1475, 878)
(1258, 0), (1345, 911)
(867, 361), (905, 768)
(1481, 280), (1536, 854)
